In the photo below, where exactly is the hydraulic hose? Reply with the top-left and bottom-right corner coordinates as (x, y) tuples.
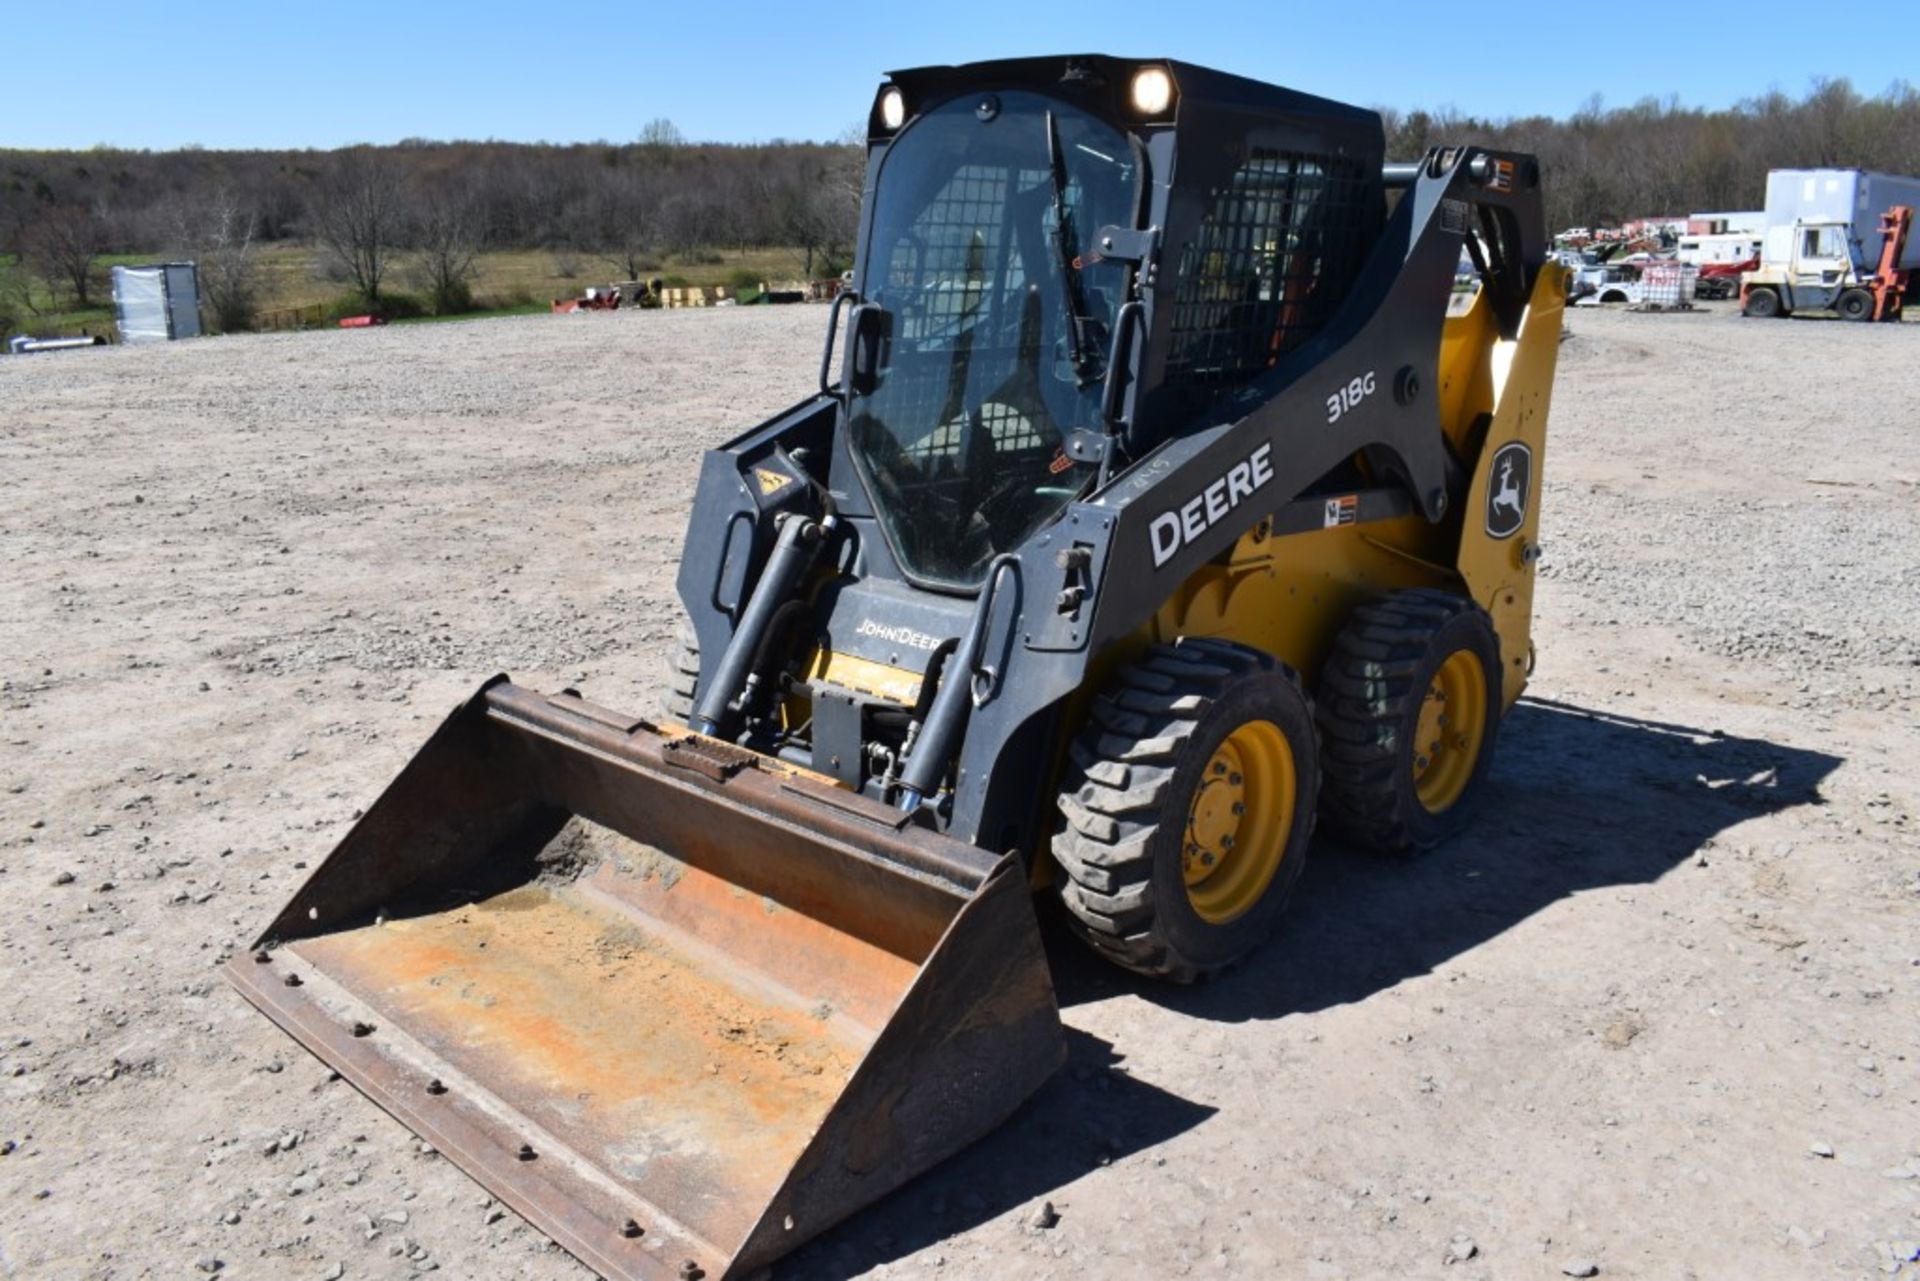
(895, 555), (1019, 811)
(691, 513), (828, 738)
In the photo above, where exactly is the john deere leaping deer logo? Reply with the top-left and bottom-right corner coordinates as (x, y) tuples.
(1485, 442), (1531, 539)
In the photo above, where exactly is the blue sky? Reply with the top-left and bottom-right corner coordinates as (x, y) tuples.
(7, 0), (1909, 151)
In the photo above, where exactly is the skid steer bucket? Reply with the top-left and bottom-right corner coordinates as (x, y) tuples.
(225, 677), (1064, 1281)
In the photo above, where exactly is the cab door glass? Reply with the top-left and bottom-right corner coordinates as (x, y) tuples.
(1799, 227), (1844, 262)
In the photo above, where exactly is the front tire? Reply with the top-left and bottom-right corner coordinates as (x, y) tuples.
(1837, 288), (1874, 322)
(1052, 639), (1319, 982)
(1316, 590), (1502, 853)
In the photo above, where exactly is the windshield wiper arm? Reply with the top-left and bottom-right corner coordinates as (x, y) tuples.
(1044, 109), (1104, 387)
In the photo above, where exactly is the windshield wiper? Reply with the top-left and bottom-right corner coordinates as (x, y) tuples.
(1044, 109), (1104, 387)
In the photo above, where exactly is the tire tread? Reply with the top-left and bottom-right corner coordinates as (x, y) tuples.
(1052, 639), (1312, 983)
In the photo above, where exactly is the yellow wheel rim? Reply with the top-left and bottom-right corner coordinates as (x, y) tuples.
(1183, 720), (1295, 924)
(1412, 649), (1488, 813)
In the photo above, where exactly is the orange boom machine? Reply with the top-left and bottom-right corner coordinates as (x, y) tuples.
(230, 55), (1564, 1280)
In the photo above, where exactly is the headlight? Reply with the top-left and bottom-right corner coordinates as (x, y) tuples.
(878, 86), (906, 131)
(1129, 67), (1174, 116)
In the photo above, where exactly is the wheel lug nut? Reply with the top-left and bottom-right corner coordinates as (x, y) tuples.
(1228, 773), (1242, 786)
(1231, 802), (1245, 815)
(1221, 835), (1234, 849)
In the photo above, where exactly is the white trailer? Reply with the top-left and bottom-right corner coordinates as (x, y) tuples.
(1762, 169), (1920, 272)
(1676, 232), (1762, 267)
(1677, 232), (1763, 298)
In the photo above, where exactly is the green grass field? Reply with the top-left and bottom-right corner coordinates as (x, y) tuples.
(0, 252), (150, 341)
(3, 244), (821, 342)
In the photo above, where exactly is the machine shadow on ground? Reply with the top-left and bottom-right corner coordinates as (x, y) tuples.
(1054, 695), (1844, 1022)
(782, 697), (1839, 1276)
(779, 1028), (1215, 1279)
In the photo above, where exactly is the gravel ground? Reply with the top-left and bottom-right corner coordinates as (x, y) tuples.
(2, 302), (1916, 1281)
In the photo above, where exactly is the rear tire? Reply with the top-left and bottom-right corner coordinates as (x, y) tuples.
(661, 620), (700, 723)
(1316, 589), (1502, 853)
(1742, 287), (1782, 318)
(1052, 638), (1318, 982)
(1837, 288), (1874, 322)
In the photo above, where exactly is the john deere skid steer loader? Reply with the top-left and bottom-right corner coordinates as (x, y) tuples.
(228, 56), (1563, 1281)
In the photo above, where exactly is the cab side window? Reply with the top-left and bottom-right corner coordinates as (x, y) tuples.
(1166, 149), (1375, 408)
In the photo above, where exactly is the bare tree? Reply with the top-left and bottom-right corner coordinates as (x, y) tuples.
(308, 148), (401, 305)
(639, 118), (684, 151)
(589, 165), (660, 280)
(2, 255), (41, 321)
(407, 185), (481, 313)
(657, 190), (709, 261)
(777, 141), (863, 277)
(20, 205), (107, 307)
(168, 189), (262, 332)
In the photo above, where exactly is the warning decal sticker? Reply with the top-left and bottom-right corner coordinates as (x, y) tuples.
(752, 467), (794, 496)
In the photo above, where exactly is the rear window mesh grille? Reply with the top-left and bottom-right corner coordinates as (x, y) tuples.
(1166, 150), (1374, 403)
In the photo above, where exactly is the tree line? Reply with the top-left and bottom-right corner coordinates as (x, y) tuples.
(1381, 77), (1920, 233)
(3, 78), (1917, 332)
(1, 118), (862, 330)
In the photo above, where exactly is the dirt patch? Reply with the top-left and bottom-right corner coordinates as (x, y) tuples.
(1, 303), (1916, 1280)
(388, 884), (855, 1083)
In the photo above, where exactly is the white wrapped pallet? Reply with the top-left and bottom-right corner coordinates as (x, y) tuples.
(112, 263), (204, 343)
